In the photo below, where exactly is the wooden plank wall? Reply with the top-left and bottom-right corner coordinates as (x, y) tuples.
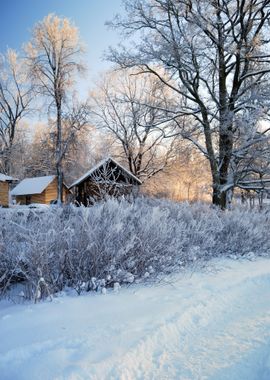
(44, 178), (70, 203)
(44, 178), (58, 204)
(0, 182), (9, 207)
(31, 193), (46, 204)
(15, 178), (70, 205)
(16, 192), (46, 205)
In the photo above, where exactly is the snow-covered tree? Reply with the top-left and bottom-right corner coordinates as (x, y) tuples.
(21, 100), (91, 183)
(91, 70), (177, 182)
(108, 0), (270, 208)
(26, 14), (86, 202)
(0, 49), (33, 174)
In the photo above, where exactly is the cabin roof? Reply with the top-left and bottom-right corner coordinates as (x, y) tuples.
(0, 173), (17, 182)
(11, 175), (56, 196)
(69, 157), (142, 188)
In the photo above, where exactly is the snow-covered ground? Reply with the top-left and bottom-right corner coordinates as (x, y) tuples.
(0, 258), (270, 380)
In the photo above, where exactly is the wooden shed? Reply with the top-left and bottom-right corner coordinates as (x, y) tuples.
(0, 173), (16, 207)
(69, 157), (142, 206)
(11, 175), (70, 205)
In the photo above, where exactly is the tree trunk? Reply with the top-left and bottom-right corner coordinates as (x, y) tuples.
(212, 185), (220, 207)
(56, 105), (63, 204)
(3, 151), (11, 175)
(211, 168), (229, 209)
(211, 174), (229, 209)
(3, 132), (15, 175)
(56, 162), (63, 203)
(213, 6), (232, 210)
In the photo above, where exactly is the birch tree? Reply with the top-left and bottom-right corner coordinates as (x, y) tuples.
(109, 0), (270, 208)
(26, 14), (85, 202)
(0, 50), (33, 174)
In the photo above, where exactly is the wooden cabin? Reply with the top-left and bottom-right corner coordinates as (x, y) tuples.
(0, 173), (17, 207)
(11, 175), (70, 205)
(69, 157), (142, 206)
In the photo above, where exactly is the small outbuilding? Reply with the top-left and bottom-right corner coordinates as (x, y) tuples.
(0, 173), (17, 207)
(11, 175), (70, 205)
(69, 157), (142, 206)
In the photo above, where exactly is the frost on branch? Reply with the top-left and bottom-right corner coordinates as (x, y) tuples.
(0, 197), (269, 301)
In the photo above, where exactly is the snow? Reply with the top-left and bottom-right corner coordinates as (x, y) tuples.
(0, 258), (270, 380)
(10, 175), (55, 196)
(0, 173), (16, 182)
(69, 157), (142, 188)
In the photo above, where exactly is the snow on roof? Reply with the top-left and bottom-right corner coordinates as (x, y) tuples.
(0, 173), (16, 182)
(69, 157), (142, 188)
(11, 175), (56, 196)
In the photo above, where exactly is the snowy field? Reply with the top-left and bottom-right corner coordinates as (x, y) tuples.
(0, 258), (270, 380)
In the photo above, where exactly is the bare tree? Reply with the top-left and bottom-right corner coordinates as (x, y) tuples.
(0, 49), (33, 174)
(26, 14), (85, 202)
(23, 99), (91, 183)
(25, 122), (56, 177)
(108, 0), (270, 208)
(61, 98), (91, 161)
(91, 70), (177, 182)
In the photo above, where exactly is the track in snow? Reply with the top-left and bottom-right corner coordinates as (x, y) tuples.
(0, 258), (270, 380)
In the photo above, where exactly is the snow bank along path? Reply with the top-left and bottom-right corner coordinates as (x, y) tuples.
(0, 258), (270, 380)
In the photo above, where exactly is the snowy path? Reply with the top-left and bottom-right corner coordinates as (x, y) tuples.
(0, 259), (270, 380)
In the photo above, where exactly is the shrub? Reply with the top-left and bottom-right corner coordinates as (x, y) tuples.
(0, 198), (269, 300)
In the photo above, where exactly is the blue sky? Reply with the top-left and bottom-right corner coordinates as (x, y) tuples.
(0, 0), (124, 94)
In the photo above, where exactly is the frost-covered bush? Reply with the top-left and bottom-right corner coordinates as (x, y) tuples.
(0, 198), (269, 300)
